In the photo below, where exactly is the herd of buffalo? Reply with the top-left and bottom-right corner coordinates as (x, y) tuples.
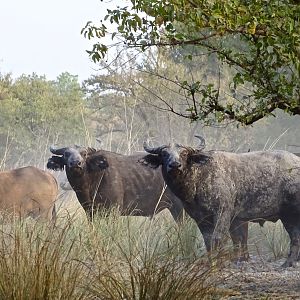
(1, 136), (300, 267)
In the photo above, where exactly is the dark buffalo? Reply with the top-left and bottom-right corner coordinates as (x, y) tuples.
(141, 139), (300, 267)
(47, 146), (184, 222)
(0, 166), (57, 220)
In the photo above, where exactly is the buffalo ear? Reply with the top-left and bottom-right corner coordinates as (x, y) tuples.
(47, 156), (65, 171)
(87, 155), (109, 171)
(190, 153), (211, 166)
(138, 155), (162, 169)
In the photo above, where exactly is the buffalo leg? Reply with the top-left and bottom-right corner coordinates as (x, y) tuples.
(168, 202), (184, 223)
(196, 216), (215, 252)
(230, 220), (249, 262)
(211, 212), (231, 251)
(281, 218), (300, 267)
(198, 213), (231, 253)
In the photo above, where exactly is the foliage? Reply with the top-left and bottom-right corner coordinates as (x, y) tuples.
(82, 48), (300, 154)
(82, 0), (300, 125)
(1, 55), (299, 167)
(82, 48), (215, 152)
(0, 72), (87, 167)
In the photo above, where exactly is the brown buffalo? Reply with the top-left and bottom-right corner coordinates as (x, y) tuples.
(0, 166), (57, 220)
(47, 146), (184, 222)
(141, 139), (300, 267)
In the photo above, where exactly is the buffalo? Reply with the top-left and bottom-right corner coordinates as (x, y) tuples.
(47, 146), (184, 222)
(140, 139), (300, 267)
(0, 166), (57, 220)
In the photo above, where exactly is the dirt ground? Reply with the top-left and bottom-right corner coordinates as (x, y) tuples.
(218, 256), (300, 299)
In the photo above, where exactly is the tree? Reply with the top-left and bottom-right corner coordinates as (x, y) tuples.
(0, 72), (87, 168)
(82, 0), (300, 125)
(82, 49), (300, 155)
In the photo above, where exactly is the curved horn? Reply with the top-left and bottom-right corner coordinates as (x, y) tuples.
(49, 146), (68, 155)
(143, 141), (168, 154)
(194, 135), (206, 150)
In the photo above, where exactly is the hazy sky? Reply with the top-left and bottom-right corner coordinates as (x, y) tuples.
(0, 0), (118, 82)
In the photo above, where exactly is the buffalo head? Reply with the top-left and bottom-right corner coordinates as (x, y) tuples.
(141, 136), (210, 173)
(47, 146), (109, 173)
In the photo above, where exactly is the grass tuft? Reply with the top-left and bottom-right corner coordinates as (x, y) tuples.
(0, 208), (224, 299)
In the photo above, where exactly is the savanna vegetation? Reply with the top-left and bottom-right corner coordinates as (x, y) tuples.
(1, 0), (300, 298)
(1, 52), (300, 168)
(0, 207), (292, 299)
(0, 54), (299, 297)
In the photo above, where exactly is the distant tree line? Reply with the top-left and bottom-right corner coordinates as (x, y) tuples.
(1, 47), (300, 168)
(0, 72), (86, 168)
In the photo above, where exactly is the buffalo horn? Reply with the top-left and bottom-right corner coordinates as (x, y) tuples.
(143, 141), (168, 154)
(49, 146), (68, 155)
(195, 135), (206, 150)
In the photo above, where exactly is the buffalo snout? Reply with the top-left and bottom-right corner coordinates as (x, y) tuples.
(69, 160), (84, 169)
(167, 161), (182, 172)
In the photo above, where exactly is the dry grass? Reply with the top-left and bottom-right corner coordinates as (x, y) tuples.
(0, 197), (227, 300)
(0, 191), (292, 300)
(0, 217), (88, 299)
(248, 221), (290, 261)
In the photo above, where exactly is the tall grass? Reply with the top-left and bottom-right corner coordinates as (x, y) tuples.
(83, 212), (218, 299)
(0, 208), (228, 300)
(0, 201), (292, 299)
(0, 184), (290, 300)
(248, 221), (290, 261)
(0, 217), (88, 299)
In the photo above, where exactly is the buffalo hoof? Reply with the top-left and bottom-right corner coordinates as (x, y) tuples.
(239, 255), (250, 262)
(231, 256), (249, 267)
(232, 255), (249, 263)
(280, 260), (298, 268)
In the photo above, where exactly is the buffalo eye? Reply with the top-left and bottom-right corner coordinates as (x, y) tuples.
(88, 156), (109, 171)
(162, 152), (168, 159)
(191, 154), (211, 165)
(98, 159), (107, 167)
